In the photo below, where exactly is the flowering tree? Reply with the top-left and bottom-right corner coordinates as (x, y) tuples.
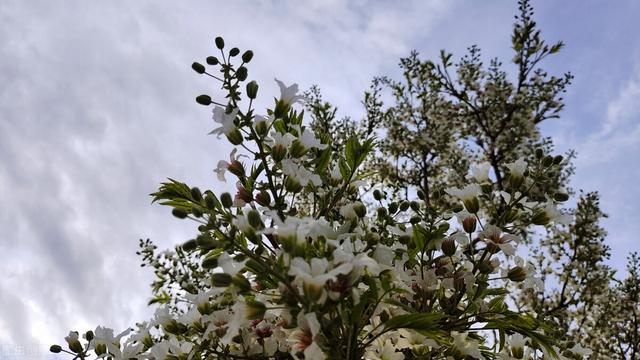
(51, 1), (638, 359)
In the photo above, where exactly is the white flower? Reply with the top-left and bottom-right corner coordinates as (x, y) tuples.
(91, 326), (130, 356)
(469, 162), (491, 183)
(569, 343), (593, 357)
(542, 201), (572, 225)
(295, 125), (328, 150)
(282, 159), (322, 187)
(267, 131), (296, 148)
(214, 148), (246, 182)
(275, 78), (306, 106)
(209, 106), (239, 136)
(446, 184), (481, 202)
(289, 257), (353, 303)
(506, 157), (527, 178)
(451, 331), (482, 359)
(365, 340), (404, 360)
(289, 312), (326, 360)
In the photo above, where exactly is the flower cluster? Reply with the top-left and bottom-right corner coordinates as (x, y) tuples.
(51, 36), (590, 360)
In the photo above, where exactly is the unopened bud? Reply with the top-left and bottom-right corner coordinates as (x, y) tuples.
(215, 36), (225, 50)
(181, 239), (198, 251)
(235, 66), (248, 81)
(462, 216), (476, 234)
(535, 148), (544, 159)
(388, 202), (398, 214)
(229, 47), (240, 57)
(255, 190), (271, 206)
(172, 208), (188, 219)
(196, 94), (212, 106)
(284, 177), (302, 193)
(542, 155), (554, 167)
(553, 155), (563, 165)
(410, 201), (420, 212)
(50, 345), (62, 353)
(232, 274), (251, 293)
(289, 139), (307, 158)
(235, 186), (253, 204)
(206, 56), (219, 65)
(271, 144), (287, 162)
(246, 81), (259, 100)
(204, 193), (217, 209)
(242, 50), (254, 63)
(247, 209), (263, 229)
(191, 62), (205, 74)
(211, 273), (232, 287)
(478, 260), (496, 274)
(373, 189), (383, 200)
(553, 192), (569, 202)
(399, 201), (409, 212)
(531, 210), (550, 226)
(190, 187), (203, 202)
(227, 161), (245, 178)
(410, 216), (421, 225)
(507, 266), (527, 282)
(354, 202), (366, 218)
(220, 192), (233, 208)
(85, 330), (94, 342)
(95, 343), (107, 356)
(463, 197), (480, 214)
(376, 207), (387, 218)
(442, 238), (457, 256)
(202, 256), (219, 269)
(245, 300), (266, 320)
(417, 189), (425, 200)
(226, 128), (243, 145)
(452, 204), (464, 213)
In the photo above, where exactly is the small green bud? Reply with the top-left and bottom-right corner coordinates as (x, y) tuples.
(220, 192), (233, 208)
(247, 209), (263, 229)
(410, 216), (421, 225)
(236, 66), (248, 81)
(452, 204), (464, 213)
(196, 234), (217, 250)
(245, 300), (266, 320)
(246, 81), (259, 99)
(410, 201), (420, 212)
(204, 193), (217, 209)
(50, 345), (62, 353)
(85, 330), (94, 342)
(463, 197), (480, 214)
(284, 176), (302, 193)
(215, 36), (225, 49)
(242, 50), (254, 63)
(211, 273), (232, 287)
(232, 274), (251, 293)
(226, 128), (244, 145)
(206, 56), (219, 65)
(461, 215), (476, 234)
(289, 139), (307, 158)
(531, 210), (550, 226)
(376, 207), (387, 218)
(373, 189), (383, 200)
(229, 47), (240, 57)
(181, 239), (198, 251)
(442, 238), (456, 256)
(399, 201), (410, 212)
(507, 266), (527, 282)
(271, 144), (287, 162)
(478, 260), (496, 274)
(202, 256), (219, 269)
(535, 148), (544, 159)
(255, 190), (271, 206)
(417, 189), (425, 200)
(190, 187), (203, 202)
(553, 192), (569, 202)
(542, 155), (554, 167)
(196, 94), (212, 106)
(95, 343), (107, 356)
(553, 155), (563, 165)
(172, 208), (188, 219)
(388, 202), (398, 214)
(191, 62), (205, 74)
(354, 202), (366, 218)
(227, 161), (245, 178)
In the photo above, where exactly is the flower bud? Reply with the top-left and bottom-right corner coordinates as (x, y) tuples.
(410, 216), (421, 225)
(85, 330), (94, 342)
(507, 266), (527, 282)
(206, 56), (219, 65)
(181, 239), (198, 251)
(376, 207), (387, 218)
(373, 189), (383, 200)
(417, 189), (425, 200)
(245, 300), (266, 320)
(535, 148), (544, 159)
(289, 139), (307, 158)
(226, 128), (244, 145)
(50, 345), (62, 353)
(246, 81), (259, 99)
(442, 238), (457, 256)
(410, 201), (420, 212)
(478, 260), (496, 274)
(531, 210), (550, 226)
(242, 50), (254, 63)
(452, 204), (464, 213)
(388, 202), (398, 214)
(271, 144), (287, 162)
(202, 256), (219, 269)
(215, 36), (225, 49)
(227, 161), (245, 178)
(220, 192), (233, 208)
(354, 202), (366, 218)
(172, 208), (188, 219)
(189, 187), (202, 202)
(255, 190), (271, 207)
(229, 47), (240, 57)
(462, 216), (476, 234)
(553, 192), (569, 202)
(204, 193), (217, 209)
(196, 234), (217, 250)
(211, 273), (232, 287)
(196, 94), (212, 106)
(284, 176), (302, 193)
(232, 274), (251, 293)
(542, 155), (554, 167)
(236, 66), (248, 81)
(235, 186), (253, 204)
(399, 201), (410, 212)
(95, 343), (107, 356)
(247, 209), (263, 229)
(463, 197), (480, 214)
(191, 62), (206, 74)
(553, 155), (563, 165)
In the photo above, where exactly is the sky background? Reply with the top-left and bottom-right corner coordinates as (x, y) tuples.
(1, 0), (639, 358)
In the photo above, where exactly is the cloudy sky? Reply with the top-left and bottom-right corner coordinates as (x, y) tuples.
(1, 0), (639, 358)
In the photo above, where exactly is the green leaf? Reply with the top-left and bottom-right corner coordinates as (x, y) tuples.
(339, 158), (351, 180)
(383, 313), (446, 336)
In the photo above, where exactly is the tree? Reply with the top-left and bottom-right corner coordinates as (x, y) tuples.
(51, 1), (638, 359)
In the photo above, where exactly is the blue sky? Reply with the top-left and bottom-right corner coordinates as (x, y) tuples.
(0, 0), (639, 357)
